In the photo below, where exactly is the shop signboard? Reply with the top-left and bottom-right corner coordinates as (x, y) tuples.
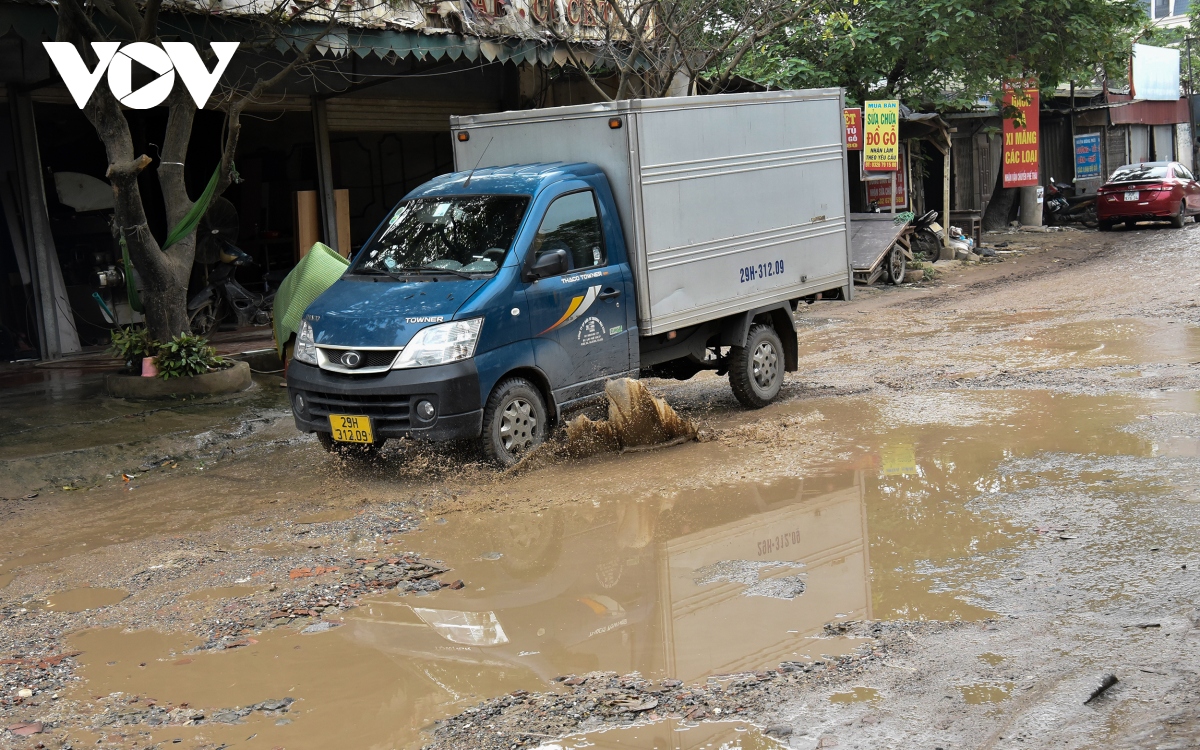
(865, 146), (908, 209)
(1002, 79), (1040, 188)
(844, 108), (863, 150)
(863, 100), (899, 171)
(1074, 133), (1102, 180)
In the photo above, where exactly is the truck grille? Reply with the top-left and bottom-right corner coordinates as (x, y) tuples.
(303, 390), (412, 429)
(315, 347), (401, 374)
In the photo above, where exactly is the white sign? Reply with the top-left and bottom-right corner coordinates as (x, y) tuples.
(1131, 44), (1181, 102)
(43, 41), (239, 110)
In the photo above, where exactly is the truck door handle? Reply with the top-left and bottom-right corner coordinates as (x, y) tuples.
(598, 287), (621, 300)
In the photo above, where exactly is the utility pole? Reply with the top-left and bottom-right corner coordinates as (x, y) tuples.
(1189, 37), (1197, 168)
(1070, 81), (1076, 186)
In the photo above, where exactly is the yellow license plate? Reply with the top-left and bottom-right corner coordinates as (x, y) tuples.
(329, 414), (374, 444)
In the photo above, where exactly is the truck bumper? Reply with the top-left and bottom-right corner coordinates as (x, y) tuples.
(287, 360), (483, 442)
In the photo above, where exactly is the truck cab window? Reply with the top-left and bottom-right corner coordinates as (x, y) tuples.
(532, 191), (605, 272)
(354, 195), (530, 278)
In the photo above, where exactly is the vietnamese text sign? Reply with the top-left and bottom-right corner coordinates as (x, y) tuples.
(1002, 80), (1040, 188)
(1074, 133), (1102, 180)
(863, 100), (899, 171)
(844, 108), (862, 151)
(866, 147), (908, 209)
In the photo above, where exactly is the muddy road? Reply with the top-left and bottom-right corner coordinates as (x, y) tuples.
(2, 223), (1200, 750)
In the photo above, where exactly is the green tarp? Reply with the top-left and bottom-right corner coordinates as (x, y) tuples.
(272, 242), (349, 357)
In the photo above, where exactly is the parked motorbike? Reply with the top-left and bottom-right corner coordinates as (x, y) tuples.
(1045, 179), (1099, 228)
(187, 198), (275, 336)
(910, 209), (945, 260)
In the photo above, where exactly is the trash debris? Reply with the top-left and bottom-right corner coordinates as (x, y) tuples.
(5, 722), (42, 736)
(288, 566), (339, 579)
(1084, 673), (1118, 704)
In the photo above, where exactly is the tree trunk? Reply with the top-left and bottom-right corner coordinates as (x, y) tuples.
(79, 84), (199, 342)
(138, 250), (193, 340)
(982, 165), (1019, 231)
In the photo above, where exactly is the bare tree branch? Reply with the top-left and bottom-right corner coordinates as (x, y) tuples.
(139, 0), (164, 42)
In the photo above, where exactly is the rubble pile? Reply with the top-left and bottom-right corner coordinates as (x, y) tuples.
(423, 620), (975, 749)
(88, 695), (294, 729)
(198, 555), (457, 645)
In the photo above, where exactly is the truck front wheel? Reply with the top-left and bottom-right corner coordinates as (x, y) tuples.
(481, 378), (548, 466)
(729, 323), (784, 409)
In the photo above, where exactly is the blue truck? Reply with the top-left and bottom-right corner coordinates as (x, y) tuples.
(287, 90), (853, 465)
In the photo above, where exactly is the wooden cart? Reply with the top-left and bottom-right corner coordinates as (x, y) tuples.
(850, 213), (914, 286)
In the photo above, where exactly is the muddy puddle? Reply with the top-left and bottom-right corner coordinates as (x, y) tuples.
(39, 387), (1199, 748)
(959, 683), (1013, 704)
(40, 586), (129, 612)
(1003, 319), (1200, 366)
(829, 686), (881, 704)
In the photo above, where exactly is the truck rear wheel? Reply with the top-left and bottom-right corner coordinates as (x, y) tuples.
(481, 377), (548, 467)
(729, 323), (784, 409)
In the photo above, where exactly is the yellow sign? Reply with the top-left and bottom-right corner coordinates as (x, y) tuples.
(863, 100), (899, 171)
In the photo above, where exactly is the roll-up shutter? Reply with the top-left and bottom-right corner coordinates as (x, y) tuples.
(324, 98), (500, 132)
(1106, 126), (1128, 173)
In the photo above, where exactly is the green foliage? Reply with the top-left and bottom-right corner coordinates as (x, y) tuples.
(155, 332), (227, 380)
(736, 0), (1148, 111)
(109, 326), (158, 364)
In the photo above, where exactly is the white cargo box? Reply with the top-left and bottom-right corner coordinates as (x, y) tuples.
(451, 89), (852, 336)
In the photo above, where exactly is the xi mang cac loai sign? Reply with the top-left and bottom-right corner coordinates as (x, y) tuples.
(1002, 79), (1040, 188)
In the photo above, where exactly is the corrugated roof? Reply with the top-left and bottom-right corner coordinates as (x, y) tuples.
(0, 1), (604, 67)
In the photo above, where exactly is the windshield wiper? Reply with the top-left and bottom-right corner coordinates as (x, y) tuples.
(416, 265), (476, 279)
(354, 266), (408, 282)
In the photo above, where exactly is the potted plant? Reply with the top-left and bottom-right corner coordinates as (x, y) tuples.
(109, 326), (158, 374)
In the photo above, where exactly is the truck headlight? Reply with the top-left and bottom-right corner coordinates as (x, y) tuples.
(394, 318), (483, 369)
(295, 320), (319, 365)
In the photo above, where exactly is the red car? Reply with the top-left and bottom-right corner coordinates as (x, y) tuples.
(1097, 161), (1200, 231)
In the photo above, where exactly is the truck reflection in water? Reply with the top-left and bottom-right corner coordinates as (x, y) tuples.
(348, 471), (870, 710)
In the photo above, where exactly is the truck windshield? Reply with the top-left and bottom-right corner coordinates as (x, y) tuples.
(355, 195), (530, 277)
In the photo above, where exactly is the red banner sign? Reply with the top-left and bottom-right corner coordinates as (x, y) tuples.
(1002, 80), (1040, 188)
(865, 147), (908, 209)
(844, 108), (862, 151)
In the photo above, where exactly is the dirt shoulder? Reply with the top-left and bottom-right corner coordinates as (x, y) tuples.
(2, 223), (1199, 749)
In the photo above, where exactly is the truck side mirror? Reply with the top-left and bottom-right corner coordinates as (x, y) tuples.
(528, 249), (568, 280)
